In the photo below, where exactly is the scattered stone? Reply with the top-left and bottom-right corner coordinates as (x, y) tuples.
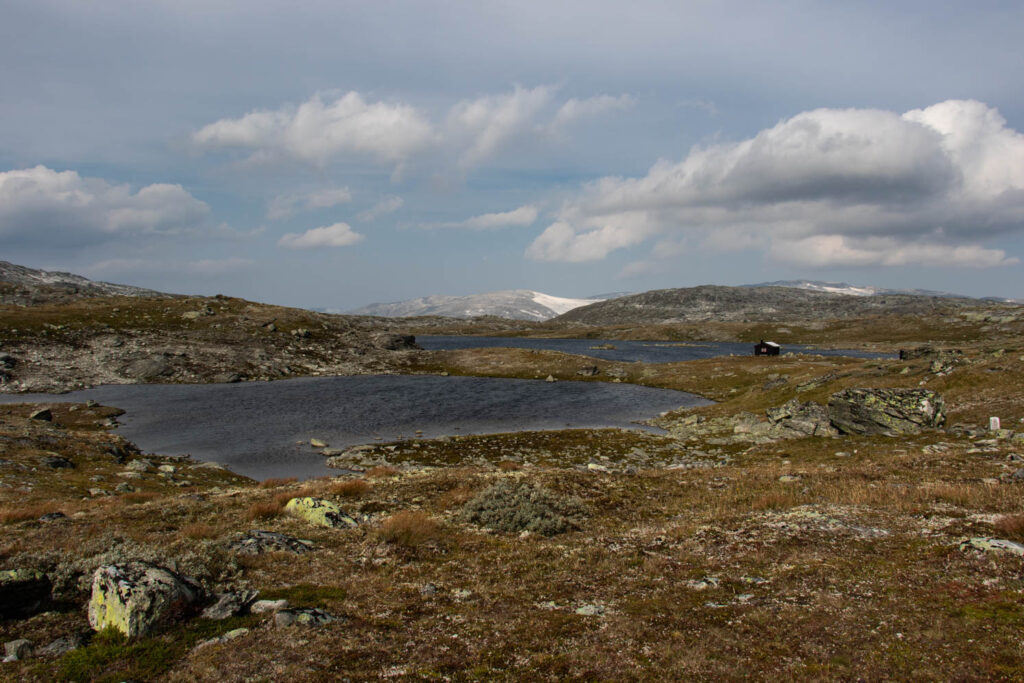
(39, 512), (66, 522)
(686, 577), (720, 591)
(28, 408), (52, 422)
(126, 459), (153, 472)
(310, 438), (328, 449)
(157, 464), (176, 473)
(115, 483), (137, 493)
(201, 590), (258, 620)
(41, 455), (74, 469)
(959, 537), (1024, 556)
(778, 474), (801, 483)
(576, 365), (600, 377)
(4, 639), (32, 661)
(88, 488), (110, 497)
(196, 627), (250, 650)
(587, 463), (610, 473)
(274, 608), (335, 628)
(545, 375), (556, 383)
(250, 599), (289, 614)
(0, 569), (52, 619)
(828, 388), (945, 435)
(795, 373), (837, 393)
(37, 633), (86, 658)
(229, 530), (317, 555)
(213, 372), (242, 383)
(420, 583), (438, 596)
(88, 561), (204, 638)
(284, 497), (357, 528)
(124, 357), (172, 381)
(373, 334), (420, 351)
(574, 603), (605, 616)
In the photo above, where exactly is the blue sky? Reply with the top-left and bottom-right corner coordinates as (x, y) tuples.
(2, 0), (1023, 307)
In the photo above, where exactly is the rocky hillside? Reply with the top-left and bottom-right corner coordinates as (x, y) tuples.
(0, 261), (170, 305)
(553, 285), (999, 326)
(349, 289), (604, 321)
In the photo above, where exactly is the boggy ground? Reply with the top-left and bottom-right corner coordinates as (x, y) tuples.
(3, 340), (1024, 680)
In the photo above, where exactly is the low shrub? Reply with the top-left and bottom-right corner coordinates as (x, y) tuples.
(259, 477), (298, 488)
(180, 522), (219, 540)
(245, 501), (283, 521)
(377, 511), (441, 547)
(994, 513), (1024, 540)
(459, 480), (586, 536)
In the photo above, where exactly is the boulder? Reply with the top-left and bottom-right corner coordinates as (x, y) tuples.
(229, 530), (316, 555)
(827, 388), (945, 435)
(201, 590), (258, 620)
(124, 357), (172, 381)
(4, 639), (32, 661)
(373, 334), (421, 351)
(87, 562), (203, 638)
(41, 455), (74, 469)
(576, 366), (600, 377)
(37, 633), (86, 658)
(0, 569), (52, 619)
(959, 537), (1024, 556)
(283, 497), (357, 529)
(274, 608), (336, 628)
(766, 399), (837, 437)
(29, 408), (52, 422)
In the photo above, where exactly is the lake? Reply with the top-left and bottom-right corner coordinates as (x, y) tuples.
(1, 375), (709, 480)
(417, 335), (893, 363)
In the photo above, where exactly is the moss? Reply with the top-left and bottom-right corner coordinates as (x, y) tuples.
(258, 584), (348, 608)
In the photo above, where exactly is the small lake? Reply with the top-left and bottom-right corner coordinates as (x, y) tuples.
(1, 375), (709, 481)
(417, 336), (893, 363)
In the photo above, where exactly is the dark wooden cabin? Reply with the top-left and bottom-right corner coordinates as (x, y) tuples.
(754, 340), (780, 356)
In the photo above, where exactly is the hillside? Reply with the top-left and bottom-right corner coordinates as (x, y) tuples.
(553, 285), (993, 326)
(0, 261), (170, 305)
(349, 289), (604, 321)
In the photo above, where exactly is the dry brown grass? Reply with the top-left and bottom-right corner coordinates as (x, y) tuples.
(272, 486), (318, 507)
(259, 477), (298, 488)
(435, 484), (475, 511)
(180, 522), (219, 540)
(497, 460), (523, 471)
(0, 502), (60, 524)
(377, 510), (441, 547)
(328, 479), (371, 498)
(119, 492), (161, 505)
(245, 500), (283, 521)
(994, 513), (1024, 541)
(366, 466), (399, 478)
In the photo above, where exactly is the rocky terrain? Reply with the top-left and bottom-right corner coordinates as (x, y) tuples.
(553, 284), (1013, 325)
(4, 261), (1024, 679)
(0, 261), (169, 306)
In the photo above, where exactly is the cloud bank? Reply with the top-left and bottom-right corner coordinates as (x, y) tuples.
(526, 100), (1024, 268)
(268, 186), (353, 220)
(278, 222), (364, 249)
(0, 165), (210, 247)
(193, 86), (632, 173)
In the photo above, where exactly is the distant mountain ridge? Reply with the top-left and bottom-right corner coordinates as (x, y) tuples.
(553, 284), (998, 326)
(0, 260), (170, 304)
(744, 280), (965, 299)
(348, 289), (606, 321)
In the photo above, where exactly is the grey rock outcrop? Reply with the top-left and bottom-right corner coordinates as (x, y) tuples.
(87, 562), (203, 638)
(827, 388), (945, 435)
(201, 590), (258, 620)
(228, 530), (316, 555)
(766, 399), (838, 437)
(373, 333), (421, 351)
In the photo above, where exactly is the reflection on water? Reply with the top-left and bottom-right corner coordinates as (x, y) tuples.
(1, 375), (709, 480)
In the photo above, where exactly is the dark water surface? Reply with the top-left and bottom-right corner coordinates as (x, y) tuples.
(418, 335), (894, 362)
(1, 375), (709, 481)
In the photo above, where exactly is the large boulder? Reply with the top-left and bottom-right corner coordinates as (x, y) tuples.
(283, 497), (357, 528)
(0, 569), (52, 619)
(766, 399), (838, 437)
(373, 334), (421, 351)
(87, 562), (203, 638)
(827, 388), (945, 435)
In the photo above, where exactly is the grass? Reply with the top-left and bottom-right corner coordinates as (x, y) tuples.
(244, 501), (283, 521)
(328, 478), (371, 497)
(0, 502), (61, 524)
(377, 510), (441, 547)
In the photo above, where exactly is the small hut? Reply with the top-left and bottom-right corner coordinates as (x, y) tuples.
(754, 340), (780, 356)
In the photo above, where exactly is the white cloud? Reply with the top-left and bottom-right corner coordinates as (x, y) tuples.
(268, 186), (352, 220)
(429, 204), (539, 230)
(0, 165), (210, 247)
(357, 196), (404, 222)
(446, 85), (556, 169)
(194, 86), (633, 175)
(278, 222), (364, 249)
(526, 100), (1024, 268)
(551, 94), (634, 129)
(194, 92), (436, 168)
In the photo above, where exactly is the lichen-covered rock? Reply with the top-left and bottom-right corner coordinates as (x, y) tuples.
(229, 530), (317, 555)
(766, 399), (838, 438)
(0, 569), (52, 619)
(827, 388), (945, 435)
(283, 497), (357, 528)
(87, 562), (203, 638)
(959, 537), (1024, 556)
(274, 607), (336, 628)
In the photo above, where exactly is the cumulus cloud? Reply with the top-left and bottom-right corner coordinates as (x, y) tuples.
(194, 92), (436, 169)
(195, 86), (633, 174)
(268, 186), (352, 220)
(278, 222), (364, 249)
(0, 165), (210, 247)
(526, 100), (1024, 268)
(357, 196), (404, 222)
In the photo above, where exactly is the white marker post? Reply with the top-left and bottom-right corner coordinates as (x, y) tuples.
(989, 416), (1001, 431)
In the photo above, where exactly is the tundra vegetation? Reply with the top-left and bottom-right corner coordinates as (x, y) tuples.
(1, 282), (1024, 680)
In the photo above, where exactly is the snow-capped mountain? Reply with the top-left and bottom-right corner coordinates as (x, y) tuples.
(745, 280), (962, 298)
(348, 290), (607, 321)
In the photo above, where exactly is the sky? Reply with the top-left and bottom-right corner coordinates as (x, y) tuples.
(2, 0), (1023, 308)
